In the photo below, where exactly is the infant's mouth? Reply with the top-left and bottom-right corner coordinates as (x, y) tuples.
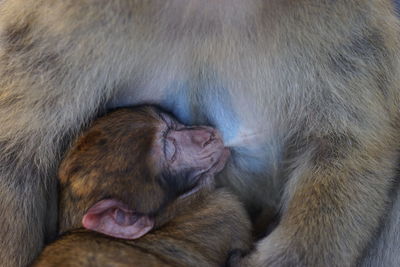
(203, 131), (217, 147)
(179, 146), (230, 200)
(207, 147), (231, 174)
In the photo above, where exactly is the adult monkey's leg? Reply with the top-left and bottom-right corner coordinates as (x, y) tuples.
(247, 116), (399, 266)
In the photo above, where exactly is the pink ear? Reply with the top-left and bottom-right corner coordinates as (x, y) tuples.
(82, 199), (154, 240)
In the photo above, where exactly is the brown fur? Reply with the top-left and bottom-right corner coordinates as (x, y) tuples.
(33, 106), (251, 266)
(58, 107), (168, 231)
(34, 190), (251, 267)
(0, 1), (399, 266)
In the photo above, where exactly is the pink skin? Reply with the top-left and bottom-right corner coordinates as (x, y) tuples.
(165, 126), (230, 177)
(160, 112), (230, 180)
(164, 124), (231, 198)
(82, 113), (230, 240)
(82, 199), (154, 240)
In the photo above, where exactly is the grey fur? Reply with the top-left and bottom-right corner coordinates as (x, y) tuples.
(360, 183), (400, 267)
(0, 0), (399, 266)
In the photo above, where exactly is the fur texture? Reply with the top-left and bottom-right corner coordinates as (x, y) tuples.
(0, 0), (399, 266)
(34, 190), (252, 267)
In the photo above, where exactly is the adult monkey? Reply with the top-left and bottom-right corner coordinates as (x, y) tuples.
(0, 0), (399, 266)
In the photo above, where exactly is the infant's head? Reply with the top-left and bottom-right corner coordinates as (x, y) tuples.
(58, 106), (230, 239)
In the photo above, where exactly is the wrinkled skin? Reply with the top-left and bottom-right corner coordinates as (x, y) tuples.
(0, 1), (399, 266)
(57, 106), (231, 240)
(34, 106), (251, 267)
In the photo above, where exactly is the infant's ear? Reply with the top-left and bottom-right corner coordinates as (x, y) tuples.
(82, 199), (154, 239)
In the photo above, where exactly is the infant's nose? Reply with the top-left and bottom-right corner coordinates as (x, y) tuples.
(190, 128), (215, 148)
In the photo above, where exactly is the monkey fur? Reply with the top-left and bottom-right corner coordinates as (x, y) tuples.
(33, 106), (251, 266)
(0, 0), (399, 266)
(34, 190), (251, 267)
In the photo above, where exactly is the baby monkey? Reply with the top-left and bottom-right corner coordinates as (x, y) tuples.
(34, 106), (251, 266)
